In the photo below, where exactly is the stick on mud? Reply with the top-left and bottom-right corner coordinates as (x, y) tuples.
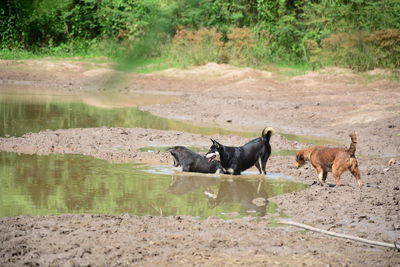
(278, 219), (399, 251)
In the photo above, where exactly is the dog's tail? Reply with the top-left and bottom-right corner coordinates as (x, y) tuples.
(348, 132), (357, 157)
(261, 127), (275, 143)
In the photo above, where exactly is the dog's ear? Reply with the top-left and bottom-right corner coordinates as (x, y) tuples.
(214, 140), (221, 148)
(210, 139), (220, 148)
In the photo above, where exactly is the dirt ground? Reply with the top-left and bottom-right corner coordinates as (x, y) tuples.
(0, 59), (399, 266)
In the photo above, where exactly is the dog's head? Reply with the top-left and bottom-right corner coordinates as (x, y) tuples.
(294, 152), (306, 168)
(167, 146), (183, 167)
(205, 139), (222, 163)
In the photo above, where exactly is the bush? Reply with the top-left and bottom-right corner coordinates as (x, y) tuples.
(167, 27), (224, 66)
(306, 29), (400, 71)
(368, 29), (400, 69)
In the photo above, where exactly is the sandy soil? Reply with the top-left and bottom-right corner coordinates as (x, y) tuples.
(0, 59), (399, 266)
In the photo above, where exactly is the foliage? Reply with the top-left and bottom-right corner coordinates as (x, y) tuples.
(1, 0), (399, 70)
(306, 29), (400, 71)
(167, 27), (224, 66)
(225, 27), (261, 66)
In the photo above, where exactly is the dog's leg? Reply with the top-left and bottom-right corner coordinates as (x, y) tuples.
(333, 160), (349, 186)
(258, 157), (265, 175)
(261, 156), (269, 175)
(261, 158), (268, 175)
(332, 167), (345, 186)
(316, 167), (325, 185)
(255, 160), (262, 174)
(332, 173), (342, 186)
(317, 171), (324, 185)
(349, 161), (362, 186)
(322, 171), (328, 184)
(262, 151), (270, 174)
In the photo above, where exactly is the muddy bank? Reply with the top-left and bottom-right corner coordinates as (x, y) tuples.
(270, 156), (400, 242)
(0, 127), (303, 164)
(1, 214), (398, 267)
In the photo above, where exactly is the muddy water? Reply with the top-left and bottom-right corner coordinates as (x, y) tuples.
(0, 91), (253, 138)
(0, 152), (307, 218)
(0, 91), (339, 146)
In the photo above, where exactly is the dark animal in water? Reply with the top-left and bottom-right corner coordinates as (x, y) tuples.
(168, 146), (224, 174)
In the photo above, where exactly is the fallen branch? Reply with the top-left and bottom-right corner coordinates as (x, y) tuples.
(278, 219), (399, 251)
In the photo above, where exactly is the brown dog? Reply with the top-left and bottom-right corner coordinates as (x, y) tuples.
(295, 133), (362, 186)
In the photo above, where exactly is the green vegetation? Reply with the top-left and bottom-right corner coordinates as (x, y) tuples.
(1, 0), (399, 71)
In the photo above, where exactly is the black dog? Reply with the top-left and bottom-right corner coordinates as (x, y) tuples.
(167, 146), (224, 174)
(205, 127), (273, 175)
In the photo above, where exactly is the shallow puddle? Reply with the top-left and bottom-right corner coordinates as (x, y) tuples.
(0, 90), (252, 138)
(0, 89), (338, 145)
(0, 152), (307, 219)
(0, 85), (181, 108)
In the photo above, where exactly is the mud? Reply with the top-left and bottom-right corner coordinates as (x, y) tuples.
(1, 214), (399, 267)
(0, 127), (303, 164)
(0, 59), (399, 266)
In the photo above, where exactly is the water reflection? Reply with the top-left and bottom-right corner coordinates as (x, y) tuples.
(205, 179), (268, 217)
(0, 152), (307, 218)
(168, 175), (219, 195)
(167, 174), (307, 217)
(0, 90), (338, 145)
(0, 92), (254, 138)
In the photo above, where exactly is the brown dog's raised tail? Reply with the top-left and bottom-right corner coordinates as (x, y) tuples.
(348, 132), (357, 157)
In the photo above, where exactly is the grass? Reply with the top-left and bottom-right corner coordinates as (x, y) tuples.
(280, 132), (341, 146)
(0, 48), (43, 60)
(0, 47), (108, 61)
(274, 63), (312, 77)
(359, 71), (400, 84)
(259, 62), (313, 80)
(114, 57), (178, 73)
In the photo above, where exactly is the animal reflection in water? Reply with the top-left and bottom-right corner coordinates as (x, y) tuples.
(168, 175), (268, 216)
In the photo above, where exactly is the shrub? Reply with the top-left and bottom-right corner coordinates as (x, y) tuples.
(167, 27), (224, 66)
(367, 29), (400, 69)
(306, 29), (400, 71)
